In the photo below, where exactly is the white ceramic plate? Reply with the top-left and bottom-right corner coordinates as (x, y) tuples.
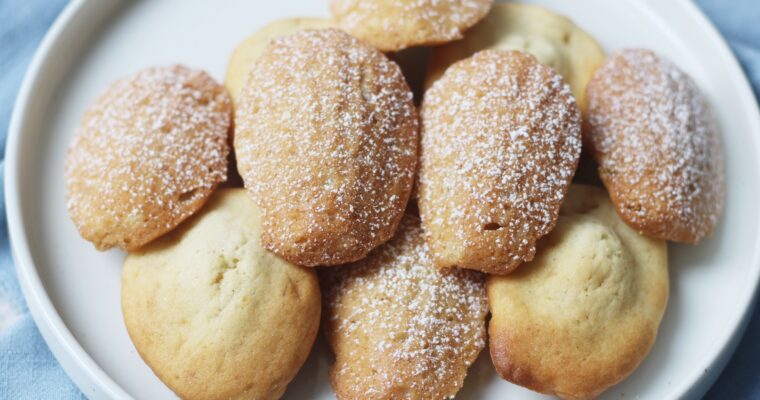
(6, 0), (760, 399)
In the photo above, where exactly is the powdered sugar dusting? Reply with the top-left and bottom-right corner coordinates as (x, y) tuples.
(586, 48), (724, 243)
(65, 65), (231, 250)
(322, 215), (487, 399)
(419, 50), (581, 273)
(330, 0), (493, 51)
(235, 29), (418, 266)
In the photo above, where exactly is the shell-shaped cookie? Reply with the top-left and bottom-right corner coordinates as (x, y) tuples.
(122, 189), (321, 400)
(321, 215), (488, 400)
(235, 28), (418, 266)
(586, 48), (724, 244)
(330, 0), (494, 52)
(488, 184), (669, 399)
(419, 50), (581, 274)
(65, 65), (231, 251)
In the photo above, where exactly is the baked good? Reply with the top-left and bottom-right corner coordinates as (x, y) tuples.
(235, 28), (418, 266)
(224, 17), (333, 105)
(418, 50), (581, 274)
(65, 65), (231, 251)
(321, 215), (487, 399)
(586, 48), (724, 243)
(425, 2), (605, 114)
(329, 0), (494, 52)
(122, 188), (321, 400)
(488, 184), (669, 400)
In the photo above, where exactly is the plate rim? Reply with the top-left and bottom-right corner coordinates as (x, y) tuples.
(5, 0), (760, 399)
(5, 0), (130, 399)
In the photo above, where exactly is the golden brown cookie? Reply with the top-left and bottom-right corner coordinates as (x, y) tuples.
(122, 189), (321, 400)
(321, 215), (487, 400)
(224, 17), (333, 105)
(586, 48), (724, 243)
(65, 65), (231, 251)
(235, 28), (418, 266)
(329, 0), (494, 52)
(419, 50), (581, 274)
(425, 2), (605, 114)
(488, 184), (669, 400)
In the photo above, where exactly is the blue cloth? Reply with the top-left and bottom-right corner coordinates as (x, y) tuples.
(0, 0), (757, 398)
(0, 0), (82, 398)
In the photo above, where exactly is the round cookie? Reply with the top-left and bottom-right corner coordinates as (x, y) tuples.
(225, 17), (333, 105)
(425, 2), (605, 114)
(235, 28), (418, 266)
(329, 0), (494, 52)
(321, 215), (487, 400)
(418, 50), (581, 274)
(65, 65), (231, 251)
(122, 189), (321, 400)
(488, 184), (669, 400)
(586, 48), (724, 243)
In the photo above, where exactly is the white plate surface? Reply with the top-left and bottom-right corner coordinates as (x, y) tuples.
(6, 0), (760, 399)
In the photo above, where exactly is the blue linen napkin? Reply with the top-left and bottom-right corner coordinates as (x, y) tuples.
(0, 0), (83, 398)
(0, 0), (757, 398)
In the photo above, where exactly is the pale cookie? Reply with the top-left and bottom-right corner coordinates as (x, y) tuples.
(65, 65), (231, 251)
(488, 184), (669, 400)
(330, 0), (494, 52)
(235, 29), (418, 266)
(122, 189), (321, 400)
(419, 50), (581, 274)
(225, 17), (333, 105)
(321, 215), (487, 400)
(425, 2), (605, 114)
(586, 48), (724, 243)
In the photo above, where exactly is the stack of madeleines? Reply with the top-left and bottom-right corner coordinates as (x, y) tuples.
(64, 1), (724, 399)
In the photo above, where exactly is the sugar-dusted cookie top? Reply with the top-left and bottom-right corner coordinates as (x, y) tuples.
(235, 28), (418, 266)
(419, 50), (581, 274)
(330, 0), (494, 52)
(586, 48), (724, 243)
(321, 214), (487, 399)
(65, 65), (231, 251)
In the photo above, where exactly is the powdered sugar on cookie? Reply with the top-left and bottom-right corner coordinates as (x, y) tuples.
(330, 0), (493, 51)
(235, 28), (418, 266)
(419, 50), (582, 274)
(586, 48), (724, 243)
(322, 215), (487, 399)
(65, 65), (231, 251)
